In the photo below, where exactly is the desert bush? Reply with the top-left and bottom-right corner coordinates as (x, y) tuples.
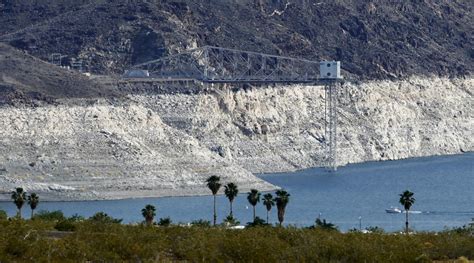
(68, 214), (85, 222)
(88, 212), (122, 224)
(443, 225), (473, 235)
(246, 216), (268, 227)
(0, 220), (472, 262)
(190, 219), (211, 227)
(33, 210), (65, 221)
(157, 217), (172, 227)
(310, 218), (339, 231)
(0, 210), (7, 221)
(365, 226), (385, 233)
(54, 219), (77, 232)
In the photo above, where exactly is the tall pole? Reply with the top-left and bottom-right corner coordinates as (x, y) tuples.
(324, 81), (338, 171)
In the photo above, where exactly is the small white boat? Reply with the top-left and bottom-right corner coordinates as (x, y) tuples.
(386, 207), (423, 214)
(386, 207), (402, 213)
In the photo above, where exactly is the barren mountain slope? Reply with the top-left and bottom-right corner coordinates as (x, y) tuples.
(0, 43), (118, 105)
(1, 0), (472, 78)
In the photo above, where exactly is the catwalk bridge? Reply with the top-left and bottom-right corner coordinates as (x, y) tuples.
(125, 46), (344, 171)
(127, 46), (338, 84)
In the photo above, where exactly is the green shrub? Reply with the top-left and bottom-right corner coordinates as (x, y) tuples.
(366, 226), (385, 234)
(246, 216), (268, 227)
(442, 225), (472, 235)
(33, 210), (65, 221)
(0, 220), (473, 262)
(157, 217), (172, 227)
(0, 210), (7, 221)
(311, 218), (339, 231)
(88, 212), (122, 224)
(54, 219), (76, 232)
(68, 214), (85, 222)
(190, 219), (211, 227)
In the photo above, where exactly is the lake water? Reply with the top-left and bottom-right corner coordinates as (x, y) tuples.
(1, 153), (473, 232)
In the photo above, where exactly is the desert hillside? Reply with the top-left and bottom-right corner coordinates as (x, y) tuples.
(0, 0), (472, 78)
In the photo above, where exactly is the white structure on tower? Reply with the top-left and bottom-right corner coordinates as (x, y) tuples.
(320, 61), (343, 171)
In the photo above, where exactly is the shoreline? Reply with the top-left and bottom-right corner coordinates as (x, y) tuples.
(1, 151), (471, 202)
(258, 151), (473, 176)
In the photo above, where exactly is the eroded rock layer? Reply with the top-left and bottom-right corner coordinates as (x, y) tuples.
(0, 76), (472, 200)
(129, 76), (472, 173)
(0, 102), (274, 200)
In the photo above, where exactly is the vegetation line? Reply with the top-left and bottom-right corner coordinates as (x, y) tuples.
(1, 178), (472, 261)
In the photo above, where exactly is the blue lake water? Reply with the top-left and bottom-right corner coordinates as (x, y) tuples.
(1, 153), (473, 232)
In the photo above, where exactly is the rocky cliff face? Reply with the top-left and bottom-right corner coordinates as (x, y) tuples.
(0, 76), (471, 200)
(129, 76), (473, 173)
(0, 102), (274, 200)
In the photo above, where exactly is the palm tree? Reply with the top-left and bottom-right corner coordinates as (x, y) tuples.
(262, 193), (275, 224)
(247, 189), (261, 221)
(224, 183), (239, 216)
(141, 204), (156, 226)
(206, 175), (222, 226)
(27, 193), (39, 218)
(11, 188), (27, 219)
(399, 190), (416, 234)
(275, 189), (290, 226)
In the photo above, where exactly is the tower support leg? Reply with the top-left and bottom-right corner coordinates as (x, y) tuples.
(324, 82), (338, 171)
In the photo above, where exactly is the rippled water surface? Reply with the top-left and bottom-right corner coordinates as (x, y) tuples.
(1, 153), (473, 232)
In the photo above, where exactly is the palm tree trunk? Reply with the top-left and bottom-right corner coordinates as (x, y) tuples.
(405, 210), (409, 234)
(213, 194), (217, 226)
(253, 205), (256, 221)
(266, 210), (269, 224)
(278, 208), (285, 226)
(230, 201), (233, 217)
(31, 209), (34, 219)
(18, 208), (21, 219)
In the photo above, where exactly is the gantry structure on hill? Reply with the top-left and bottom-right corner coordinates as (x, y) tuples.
(126, 46), (344, 171)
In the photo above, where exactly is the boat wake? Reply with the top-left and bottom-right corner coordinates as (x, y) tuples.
(386, 208), (474, 215)
(422, 211), (474, 215)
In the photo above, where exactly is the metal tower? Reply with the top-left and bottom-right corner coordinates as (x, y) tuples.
(324, 81), (339, 171)
(125, 47), (344, 171)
